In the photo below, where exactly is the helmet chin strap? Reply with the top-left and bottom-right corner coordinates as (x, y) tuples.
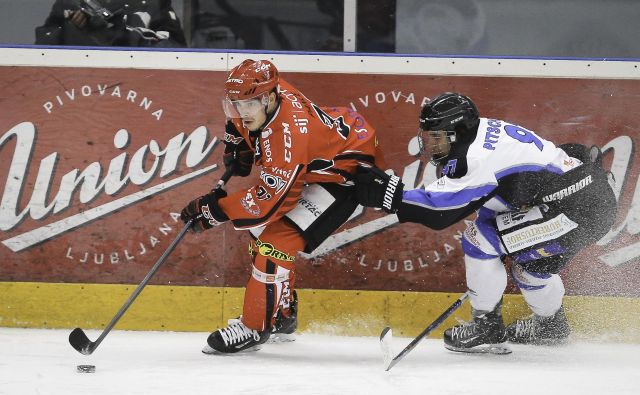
(430, 154), (448, 166)
(256, 94), (280, 132)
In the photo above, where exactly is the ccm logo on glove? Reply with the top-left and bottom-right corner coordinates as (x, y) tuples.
(201, 204), (225, 227)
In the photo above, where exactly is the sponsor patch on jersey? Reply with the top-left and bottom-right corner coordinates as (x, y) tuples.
(261, 137), (273, 163)
(500, 213), (578, 253)
(250, 239), (295, 262)
(260, 170), (286, 193)
(241, 190), (261, 216)
(293, 114), (309, 133)
(282, 122), (292, 163)
(463, 222), (481, 249)
(496, 206), (544, 231)
(256, 186), (272, 200)
(271, 166), (293, 178)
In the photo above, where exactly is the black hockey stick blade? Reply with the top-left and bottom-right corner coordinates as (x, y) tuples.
(67, 168), (235, 356)
(69, 327), (96, 355)
(68, 221), (191, 355)
(68, 219), (192, 356)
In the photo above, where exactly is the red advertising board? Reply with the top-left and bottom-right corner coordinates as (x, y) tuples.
(1, 65), (639, 297)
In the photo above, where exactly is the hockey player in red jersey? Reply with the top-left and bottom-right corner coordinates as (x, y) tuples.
(180, 59), (386, 354)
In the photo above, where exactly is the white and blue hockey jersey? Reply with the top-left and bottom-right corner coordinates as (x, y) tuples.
(397, 118), (581, 230)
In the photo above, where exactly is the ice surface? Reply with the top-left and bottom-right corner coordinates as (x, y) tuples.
(1, 327), (638, 395)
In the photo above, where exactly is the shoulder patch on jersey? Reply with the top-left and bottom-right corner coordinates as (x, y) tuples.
(441, 156), (468, 179)
(441, 135), (474, 179)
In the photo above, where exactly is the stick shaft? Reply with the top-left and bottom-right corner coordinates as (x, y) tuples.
(69, 168), (234, 354)
(215, 166), (235, 189)
(387, 292), (469, 370)
(89, 221), (193, 351)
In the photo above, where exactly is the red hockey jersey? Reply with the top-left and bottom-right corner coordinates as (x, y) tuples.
(218, 78), (386, 230)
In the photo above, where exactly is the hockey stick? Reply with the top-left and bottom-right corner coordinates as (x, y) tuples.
(69, 168), (234, 355)
(380, 292), (470, 371)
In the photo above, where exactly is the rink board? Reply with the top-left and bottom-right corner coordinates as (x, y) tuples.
(1, 48), (639, 336)
(1, 281), (639, 342)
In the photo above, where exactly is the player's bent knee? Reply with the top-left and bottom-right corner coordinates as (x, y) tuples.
(511, 264), (556, 290)
(518, 252), (570, 274)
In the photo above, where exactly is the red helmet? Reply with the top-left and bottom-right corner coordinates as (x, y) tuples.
(225, 59), (279, 101)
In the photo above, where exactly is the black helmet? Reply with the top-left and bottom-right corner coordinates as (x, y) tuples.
(417, 92), (480, 165)
(419, 92), (479, 132)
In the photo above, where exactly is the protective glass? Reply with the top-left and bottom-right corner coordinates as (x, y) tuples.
(222, 93), (269, 119)
(417, 129), (455, 165)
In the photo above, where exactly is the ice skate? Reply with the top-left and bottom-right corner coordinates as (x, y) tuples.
(202, 318), (270, 354)
(506, 306), (570, 345)
(444, 303), (511, 355)
(270, 291), (298, 343)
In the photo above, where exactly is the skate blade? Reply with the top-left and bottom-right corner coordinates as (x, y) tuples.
(445, 343), (512, 355)
(268, 333), (296, 343)
(201, 345), (262, 355)
(508, 337), (570, 346)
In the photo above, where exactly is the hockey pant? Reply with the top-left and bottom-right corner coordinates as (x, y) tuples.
(462, 161), (616, 317)
(462, 208), (566, 317)
(241, 183), (358, 331)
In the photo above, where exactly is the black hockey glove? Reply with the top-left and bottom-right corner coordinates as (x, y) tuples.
(223, 145), (253, 177)
(223, 121), (253, 177)
(180, 188), (229, 232)
(355, 166), (404, 213)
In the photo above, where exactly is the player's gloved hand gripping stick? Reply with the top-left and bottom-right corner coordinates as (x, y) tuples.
(68, 167), (235, 355)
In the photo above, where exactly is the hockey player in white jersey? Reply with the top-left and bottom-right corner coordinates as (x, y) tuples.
(355, 92), (617, 353)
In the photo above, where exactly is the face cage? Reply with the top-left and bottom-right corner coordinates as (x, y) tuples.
(417, 129), (456, 165)
(222, 93), (269, 119)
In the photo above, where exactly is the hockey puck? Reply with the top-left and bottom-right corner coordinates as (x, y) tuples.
(76, 364), (96, 373)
